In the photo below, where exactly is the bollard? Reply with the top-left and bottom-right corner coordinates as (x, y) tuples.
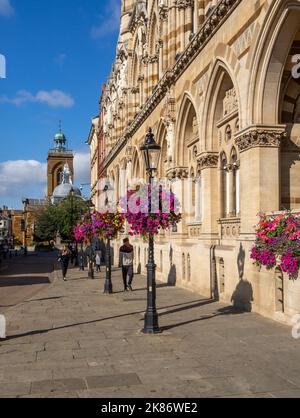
(0, 315), (6, 340)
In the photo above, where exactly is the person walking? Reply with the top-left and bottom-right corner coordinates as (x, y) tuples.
(85, 241), (96, 279)
(95, 250), (102, 273)
(119, 238), (134, 291)
(58, 245), (71, 281)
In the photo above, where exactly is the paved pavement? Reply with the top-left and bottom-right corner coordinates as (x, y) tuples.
(1, 261), (300, 398)
(0, 253), (56, 314)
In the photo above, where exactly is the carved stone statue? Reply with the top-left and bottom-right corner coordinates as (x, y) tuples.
(165, 118), (175, 163)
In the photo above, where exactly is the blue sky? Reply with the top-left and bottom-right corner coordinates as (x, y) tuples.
(0, 0), (121, 208)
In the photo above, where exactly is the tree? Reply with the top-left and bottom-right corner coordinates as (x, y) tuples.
(34, 196), (89, 243)
(34, 205), (58, 244)
(56, 195), (89, 241)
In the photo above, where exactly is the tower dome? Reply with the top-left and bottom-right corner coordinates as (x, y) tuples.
(51, 162), (82, 203)
(54, 122), (67, 150)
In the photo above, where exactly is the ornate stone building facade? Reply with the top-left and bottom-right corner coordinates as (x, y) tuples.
(91, 0), (300, 324)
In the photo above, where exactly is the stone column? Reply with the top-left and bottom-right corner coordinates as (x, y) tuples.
(228, 165), (235, 217)
(159, 3), (168, 73)
(167, 168), (188, 234)
(179, 6), (185, 51)
(197, 152), (219, 236)
(195, 177), (202, 221)
(235, 125), (286, 235)
(169, 1), (177, 67)
(185, 1), (193, 44)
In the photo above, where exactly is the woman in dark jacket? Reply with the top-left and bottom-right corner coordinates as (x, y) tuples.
(59, 245), (71, 281)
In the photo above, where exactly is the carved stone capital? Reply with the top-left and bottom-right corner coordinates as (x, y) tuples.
(235, 125), (287, 153)
(159, 4), (168, 21)
(148, 55), (159, 64)
(175, 0), (193, 9)
(197, 152), (219, 171)
(166, 166), (189, 180)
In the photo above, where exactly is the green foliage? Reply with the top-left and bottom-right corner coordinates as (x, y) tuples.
(34, 196), (89, 243)
(34, 204), (57, 243)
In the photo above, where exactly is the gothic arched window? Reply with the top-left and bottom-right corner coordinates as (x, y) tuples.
(231, 147), (240, 217)
(225, 124), (232, 142)
(220, 152), (228, 218)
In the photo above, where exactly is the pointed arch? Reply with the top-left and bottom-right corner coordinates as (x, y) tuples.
(248, 0), (300, 124)
(156, 118), (168, 178)
(202, 59), (241, 152)
(175, 92), (199, 167)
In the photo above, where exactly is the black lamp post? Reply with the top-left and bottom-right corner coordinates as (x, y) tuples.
(79, 240), (85, 271)
(87, 200), (95, 280)
(103, 236), (113, 294)
(140, 128), (161, 334)
(78, 207), (85, 271)
(103, 183), (113, 294)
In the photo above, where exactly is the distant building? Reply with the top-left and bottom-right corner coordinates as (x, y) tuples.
(87, 116), (100, 207)
(0, 207), (12, 243)
(51, 162), (82, 204)
(47, 126), (74, 198)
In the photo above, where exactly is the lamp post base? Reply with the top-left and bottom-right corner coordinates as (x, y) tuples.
(143, 312), (161, 334)
(103, 280), (113, 294)
(103, 239), (113, 294)
(88, 267), (95, 279)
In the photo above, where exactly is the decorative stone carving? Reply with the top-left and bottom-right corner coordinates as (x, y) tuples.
(102, 0), (242, 170)
(167, 167), (189, 180)
(197, 153), (219, 171)
(158, 0), (168, 20)
(148, 55), (159, 64)
(165, 118), (175, 163)
(235, 126), (287, 153)
(223, 88), (238, 117)
(175, 0), (193, 9)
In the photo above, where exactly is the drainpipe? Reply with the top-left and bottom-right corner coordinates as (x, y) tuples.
(210, 245), (218, 301)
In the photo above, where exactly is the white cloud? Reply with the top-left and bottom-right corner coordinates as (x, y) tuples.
(91, 0), (121, 39)
(0, 90), (75, 108)
(0, 0), (14, 18)
(74, 151), (90, 185)
(0, 151), (90, 208)
(0, 160), (47, 204)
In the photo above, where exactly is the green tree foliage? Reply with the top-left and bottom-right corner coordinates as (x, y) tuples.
(34, 196), (89, 243)
(34, 204), (58, 244)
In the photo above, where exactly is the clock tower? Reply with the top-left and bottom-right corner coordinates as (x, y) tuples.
(47, 125), (74, 198)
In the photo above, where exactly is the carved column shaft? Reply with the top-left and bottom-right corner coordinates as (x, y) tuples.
(235, 125), (286, 234)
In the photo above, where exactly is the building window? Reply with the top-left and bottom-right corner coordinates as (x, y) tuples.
(187, 254), (191, 282)
(225, 125), (232, 142)
(220, 152), (228, 218)
(275, 268), (284, 313)
(182, 253), (186, 281)
(231, 147), (239, 217)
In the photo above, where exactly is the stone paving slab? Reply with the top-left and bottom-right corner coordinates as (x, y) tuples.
(1, 259), (300, 398)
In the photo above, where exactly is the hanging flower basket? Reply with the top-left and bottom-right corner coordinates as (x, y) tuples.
(74, 214), (93, 243)
(92, 211), (125, 240)
(120, 184), (182, 239)
(251, 211), (300, 279)
(74, 211), (125, 242)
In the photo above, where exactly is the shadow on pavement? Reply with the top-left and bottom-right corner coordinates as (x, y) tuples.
(160, 306), (249, 332)
(2, 297), (237, 342)
(0, 277), (51, 287)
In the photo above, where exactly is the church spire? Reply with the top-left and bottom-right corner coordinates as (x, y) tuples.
(54, 121), (67, 151)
